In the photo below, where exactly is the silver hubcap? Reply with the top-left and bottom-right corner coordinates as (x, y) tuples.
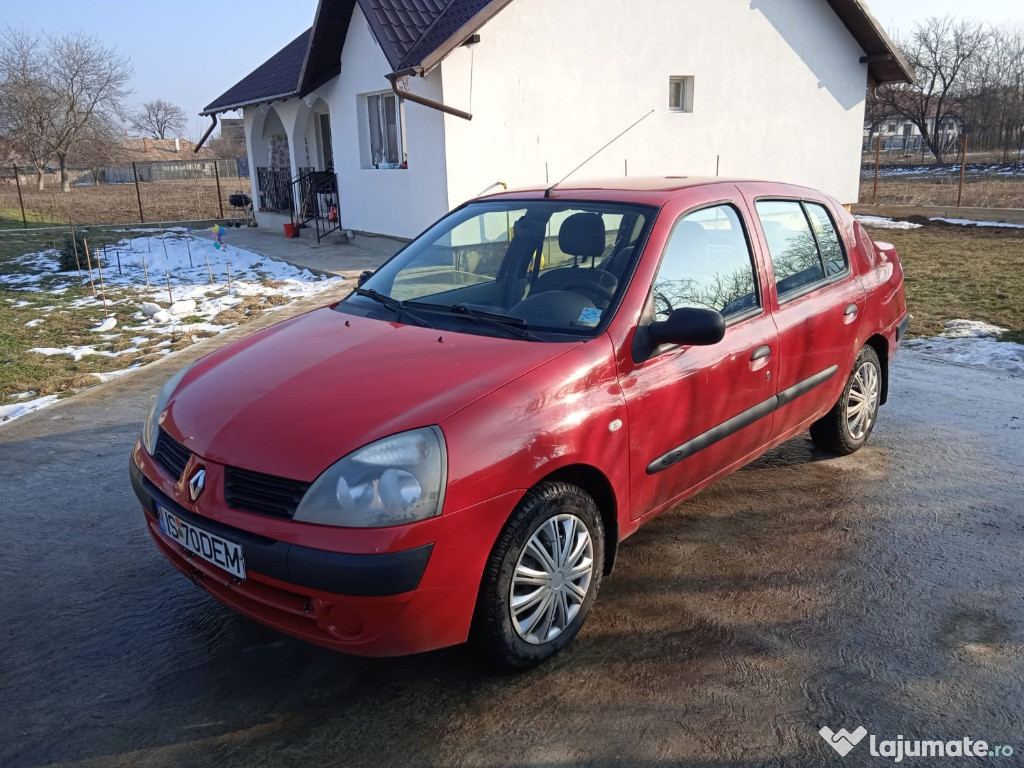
(510, 514), (594, 645)
(846, 360), (880, 440)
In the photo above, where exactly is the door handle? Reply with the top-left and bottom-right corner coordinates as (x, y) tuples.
(844, 304), (859, 324)
(750, 345), (772, 361)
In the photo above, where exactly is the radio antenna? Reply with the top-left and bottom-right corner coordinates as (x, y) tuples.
(545, 109), (655, 198)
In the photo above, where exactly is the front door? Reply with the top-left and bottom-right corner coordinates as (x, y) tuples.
(620, 202), (779, 520)
(318, 113), (334, 172)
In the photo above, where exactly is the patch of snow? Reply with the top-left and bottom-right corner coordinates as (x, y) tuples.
(855, 215), (923, 230)
(28, 345), (137, 362)
(930, 217), (1024, 229)
(169, 299), (197, 316)
(92, 366), (140, 383)
(904, 319), (1024, 375)
(0, 394), (61, 424)
(151, 310), (173, 324)
(12, 391), (37, 400)
(24, 319), (44, 328)
(90, 317), (118, 333)
(140, 302), (161, 317)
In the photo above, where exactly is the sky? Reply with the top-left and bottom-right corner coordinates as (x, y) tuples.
(1, 0), (1021, 137)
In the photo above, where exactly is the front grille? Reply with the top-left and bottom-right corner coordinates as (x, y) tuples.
(153, 429), (190, 480)
(224, 466), (310, 519)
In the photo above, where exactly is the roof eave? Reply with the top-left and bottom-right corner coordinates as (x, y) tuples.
(827, 0), (914, 84)
(413, 0), (516, 73)
(201, 90), (301, 117)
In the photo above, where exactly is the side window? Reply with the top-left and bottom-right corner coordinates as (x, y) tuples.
(805, 203), (848, 277)
(755, 200), (826, 298)
(652, 205), (760, 321)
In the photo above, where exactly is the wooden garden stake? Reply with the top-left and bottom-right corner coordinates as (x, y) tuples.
(69, 218), (83, 278)
(95, 250), (109, 317)
(82, 239), (97, 298)
(185, 235), (194, 268)
(205, 255), (214, 284)
(160, 228), (169, 261)
(165, 270), (174, 306)
(115, 249), (122, 275)
(226, 263), (232, 292)
(142, 255), (150, 288)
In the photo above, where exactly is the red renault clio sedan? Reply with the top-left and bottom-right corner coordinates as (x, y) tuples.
(131, 178), (908, 668)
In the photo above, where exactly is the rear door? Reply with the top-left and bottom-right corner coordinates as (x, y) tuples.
(619, 201), (780, 520)
(746, 193), (864, 434)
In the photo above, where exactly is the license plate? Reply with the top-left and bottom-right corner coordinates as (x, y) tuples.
(158, 506), (246, 579)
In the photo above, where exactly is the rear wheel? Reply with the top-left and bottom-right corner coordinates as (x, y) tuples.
(810, 345), (882, 455)
(473, 482), (604, 670)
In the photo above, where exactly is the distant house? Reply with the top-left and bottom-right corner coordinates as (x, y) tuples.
(864, 105), (962, 156)
(202, 0), (912, 240)
(61, 137), (224, 186)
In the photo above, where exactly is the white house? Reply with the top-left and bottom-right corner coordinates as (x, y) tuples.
(201, 0), (911, 241)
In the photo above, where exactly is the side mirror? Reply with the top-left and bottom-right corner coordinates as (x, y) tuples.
(648, 307), (726, 347)
(357, 270), (374, 287)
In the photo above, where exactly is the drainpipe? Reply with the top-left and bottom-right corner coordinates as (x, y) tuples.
(386, 70), (472, 121)
(194, 114), (219, 152)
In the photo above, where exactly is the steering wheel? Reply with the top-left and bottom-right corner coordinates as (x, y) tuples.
(561, 279), (616, 305)
(654, 292), (674, 318)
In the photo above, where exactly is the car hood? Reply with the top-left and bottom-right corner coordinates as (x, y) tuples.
(162, 307), (578, 480)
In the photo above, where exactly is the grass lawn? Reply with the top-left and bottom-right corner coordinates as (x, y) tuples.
(863, 222), (1024, 340)
(0, 225), (338, 417)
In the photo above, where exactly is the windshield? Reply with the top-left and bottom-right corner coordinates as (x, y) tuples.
(340, 200), (656, 340)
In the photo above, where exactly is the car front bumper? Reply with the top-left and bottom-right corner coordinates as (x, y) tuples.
(130, 445), (518, 657)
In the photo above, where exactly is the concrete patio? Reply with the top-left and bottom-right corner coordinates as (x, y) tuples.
(223, 219), (402, 277)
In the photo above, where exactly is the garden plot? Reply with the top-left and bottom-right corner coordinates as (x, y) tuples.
(0, 229), (347, 424)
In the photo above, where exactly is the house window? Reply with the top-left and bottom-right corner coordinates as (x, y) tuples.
(669, 76), (694, 113)
(366, 91), (405, 169)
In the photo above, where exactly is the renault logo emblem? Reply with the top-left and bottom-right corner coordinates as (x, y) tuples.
(188, 468), (206, 502)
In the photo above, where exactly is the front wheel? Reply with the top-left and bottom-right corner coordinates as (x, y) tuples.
(473, 482), (605, 670)
(810, 345), (882, 455)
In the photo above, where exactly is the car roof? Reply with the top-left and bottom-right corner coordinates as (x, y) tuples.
(473, 176), (823, 206)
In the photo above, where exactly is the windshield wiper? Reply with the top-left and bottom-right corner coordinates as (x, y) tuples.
(351, 287), (432, 328)
(416, 303), (541, 341)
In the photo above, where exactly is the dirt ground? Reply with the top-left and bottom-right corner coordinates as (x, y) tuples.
(1, 295), (1022, 766)
(0, 177), (252, 228)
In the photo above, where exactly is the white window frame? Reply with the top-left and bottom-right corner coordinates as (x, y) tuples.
(364, 90), (406, 170)
(669, 76), (695, 113)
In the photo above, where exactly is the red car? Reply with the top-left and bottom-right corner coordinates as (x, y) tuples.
(131, 178), (908, 668)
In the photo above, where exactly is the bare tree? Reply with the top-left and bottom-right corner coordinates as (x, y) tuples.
(0, 28), (56, 189)
(876, 17), (989, 164)
(0, 26), (133, 192)
(131, 99), (187, 139)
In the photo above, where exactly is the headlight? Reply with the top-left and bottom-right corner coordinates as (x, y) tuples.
(141, 366), (191, 455)
(294, 427), (447, 528)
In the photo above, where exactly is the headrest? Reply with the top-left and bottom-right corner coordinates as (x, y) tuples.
(558, 213), (606, 258)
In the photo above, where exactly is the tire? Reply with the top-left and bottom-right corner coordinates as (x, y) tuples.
(810, 345), (883, 455)
(473, 481), (605, 670)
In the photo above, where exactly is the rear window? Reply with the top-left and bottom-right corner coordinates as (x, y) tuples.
(755, 200), (848, 299)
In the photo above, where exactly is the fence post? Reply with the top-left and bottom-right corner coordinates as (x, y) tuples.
(13, 164), (28, 229)
(872, 134), (881, 205)
(956, 134), (968, 208)
(132, 162), (145, 223)
(214, 161), (225, 219)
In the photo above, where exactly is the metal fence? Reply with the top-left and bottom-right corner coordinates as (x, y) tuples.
(0, 158), (252, 229)
(858, 158), (1024, 208)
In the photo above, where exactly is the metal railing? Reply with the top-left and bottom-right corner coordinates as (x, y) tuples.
(292, 168), (341, 243)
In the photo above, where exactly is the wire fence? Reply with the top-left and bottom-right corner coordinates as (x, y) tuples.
(0, 158), (252, 230)
(858, 136), (1024, 208)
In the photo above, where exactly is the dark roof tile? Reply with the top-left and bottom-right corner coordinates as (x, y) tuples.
(203, 29), (312, 114)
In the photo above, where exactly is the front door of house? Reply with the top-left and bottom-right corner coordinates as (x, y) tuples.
(318, 113), (334, 172)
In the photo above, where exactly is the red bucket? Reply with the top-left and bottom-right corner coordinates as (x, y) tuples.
(283, 223), (299, 238)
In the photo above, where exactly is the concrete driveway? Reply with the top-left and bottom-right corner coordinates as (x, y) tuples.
(2, 320), (1021, 767)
